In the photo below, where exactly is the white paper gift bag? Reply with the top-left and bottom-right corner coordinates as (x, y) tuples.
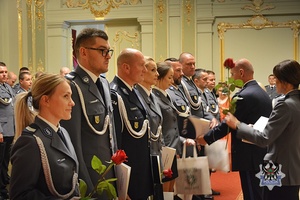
(175, 143), (211, 195)
(205, 139), (230, 172)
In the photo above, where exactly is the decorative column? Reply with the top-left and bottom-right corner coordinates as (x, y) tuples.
(181, 0), (195, 55)
(19, 0), (46, 73)
(154, 0), (168, 61)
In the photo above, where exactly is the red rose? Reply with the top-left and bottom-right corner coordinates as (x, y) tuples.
(223, 58), (235, 69)
(111, 150), (128, 165)
(163, 168), (173, 178)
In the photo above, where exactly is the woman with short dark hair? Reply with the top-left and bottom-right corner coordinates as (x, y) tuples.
(225, 59), (300, 200)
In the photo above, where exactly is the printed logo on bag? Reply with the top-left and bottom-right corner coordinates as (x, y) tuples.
(184, 169), (199, 189)
(256, 160), (285, 190)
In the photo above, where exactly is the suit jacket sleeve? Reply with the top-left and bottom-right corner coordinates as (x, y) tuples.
(204, 121), (229, 145)
(236, 99), (290, 148)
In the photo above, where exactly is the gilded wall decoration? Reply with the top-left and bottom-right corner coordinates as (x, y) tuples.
(218, 15), (300, 80)
(184, 0), (192, 24)
(156, 0), (165, 23)
(242, 0), (275, 13)
(34, 0), (45, 31)
(17, 0), (23, 68)
(112, 30), (140, 48)
(216, 0), (276, 13)
(181, 0), (195, 54)
(18, 0), (45, 73)
(63, 0), (141, 18)
(37, 58), (45, 73)
(154, 0), (167, 61)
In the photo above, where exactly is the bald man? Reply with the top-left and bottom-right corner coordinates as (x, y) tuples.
(6, 71), (17, 87)
(110, 48), (155, 200)
(198, 58), (272, 200)
(59, 67), (71, 76)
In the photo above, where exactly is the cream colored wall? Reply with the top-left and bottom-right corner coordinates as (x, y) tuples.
(0, 0), (299, 86)
(212, 15), (300, 85)
(106, 19), (141, 82)
(0, 0), (19, 74)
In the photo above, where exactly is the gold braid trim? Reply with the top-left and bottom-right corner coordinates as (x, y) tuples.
(33, 135), (79, 199)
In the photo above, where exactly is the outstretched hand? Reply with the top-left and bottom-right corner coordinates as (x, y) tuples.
(225, 112), (239, 130)
(209, 118), (219, 129)
(184, 138), (196, 146)
(195, 136), (207, 146)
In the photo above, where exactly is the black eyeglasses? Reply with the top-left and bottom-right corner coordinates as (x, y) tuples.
(84, 47), (114, 57)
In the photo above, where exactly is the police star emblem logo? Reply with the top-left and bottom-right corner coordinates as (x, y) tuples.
(256, 160), (285, 190)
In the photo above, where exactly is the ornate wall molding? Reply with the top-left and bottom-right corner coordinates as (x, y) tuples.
(216, 0), (276, 13)
(112, 30), (140, 48)
(242, 0), (275, 13)
(17, 0), (46, 72)
(34, 0), (45, 31)
(181, 0), (195, 54)
(184, 0), (192, 24)
(63, 0), (141, 18)
(17, 0), (23, 68)
(156, 0), (165, 23)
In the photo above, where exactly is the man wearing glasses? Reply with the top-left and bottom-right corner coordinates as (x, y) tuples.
(61, 28), (117, 200)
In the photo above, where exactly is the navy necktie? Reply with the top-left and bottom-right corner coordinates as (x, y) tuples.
(96, 78), (105, 99)
(57, 128), (67, 147)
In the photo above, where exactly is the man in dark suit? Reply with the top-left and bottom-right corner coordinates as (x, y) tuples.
(265, 74), (279, 100)
(61, 28), (117, 199)
(0, 62), (15, 200)
(198, 58), (272, 200)
(110, 48), (154, 200)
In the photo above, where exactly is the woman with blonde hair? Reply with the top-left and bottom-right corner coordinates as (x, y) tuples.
(135, 56), (164, 199)
(10, 73), (80, 200)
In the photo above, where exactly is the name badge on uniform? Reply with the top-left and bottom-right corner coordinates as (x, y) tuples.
(95, 116), (100, 124)
(181, 105), (185, 111)
(134, 122), (139, 129)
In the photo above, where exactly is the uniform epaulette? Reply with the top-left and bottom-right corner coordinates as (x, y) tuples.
(0, 97), (12, 105)
(65, 73), (75, 80)
(24, 124), (38, 134)
(110, 83), (118, 91)
(169, 86), (175, 90)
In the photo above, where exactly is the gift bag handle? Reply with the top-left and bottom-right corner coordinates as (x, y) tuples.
(182, 141), (197, 159)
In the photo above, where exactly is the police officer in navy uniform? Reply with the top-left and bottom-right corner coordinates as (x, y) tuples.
(265, 74), (279, 100)
(205, 70), (221, 121)
(178, 53), (218, 126)
(135, 56), (164, 200)
(0, 62), (15, 200)
(61, 28), (117, 200)
(164, 59), (196, 151)
(10, 74), (80, 200)
(110, 48), (154, 200)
